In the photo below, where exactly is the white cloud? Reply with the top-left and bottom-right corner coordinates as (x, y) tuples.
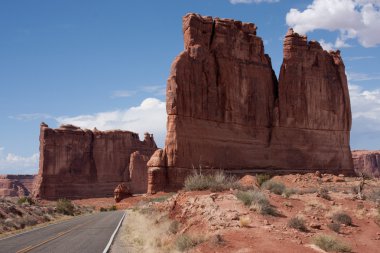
(0, 147), (39, 174)
(349, 84), (380, 149)
(347, 56), (375, 61)
(286, 0), (380, 47)
(56, 98), (167, 147)
(347, 72), (380, 81)
(229, 0), (279, 4)
(111, 90), (136, 98)
(9, 113), (52, 121)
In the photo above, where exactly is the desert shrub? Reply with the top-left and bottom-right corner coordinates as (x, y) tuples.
(236, 190), (256, 206)
(298, 188), (318, 195)
(283, 188), (297, 198)
(169, 220), (180, 234)
(375, 208), (380, 227)
(332, 212), (352, 226)
(313, 234), (351, 252)
(262, 180), (286, 195)
(17, 197), (34, 205)
(328, 222), (341, 233)
(239, 216), (251, 227)
(236, 190), (278, 216)
(175, 234), (204, 252)
(288, 217), (307, 232)
(148, 194), (174, 203)
(109, 205), (117, 211)
(100, 207), (108, 212)
(318, 188), (331, 200)
(184, 170), (240, 192)
(56, 199), (74, 215)
(368, 189), (380, 202)
(211, 234), (224, 245)
(256, 174), (271, 187)
(21, 215), (38, 226)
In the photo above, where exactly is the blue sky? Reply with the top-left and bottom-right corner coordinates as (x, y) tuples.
(1, 0), (379, 174)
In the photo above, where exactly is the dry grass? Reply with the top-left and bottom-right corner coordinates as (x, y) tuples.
(239, 216), (251, 227)
(312, 234), (351, 252)
(122, 209), (174, 253)
(184, 170), (241, 192)
(288, 216), (307, 232)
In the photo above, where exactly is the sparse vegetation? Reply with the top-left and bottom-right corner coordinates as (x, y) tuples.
(56, 198), (74, 215)
(262, 180), (286, 195)
(184, 170), (241, 192)
(313, 234), (351, 252)
(328, 222), (341, 233)
(236, 190), (278, 216)
(332, 212), (352, 226)
(175, 234), (205, 252)
(318, 187), (332, 200)
(239, 216), (251, 227)
(283, 188), (297, 198)
(17, 197), (34, 205)
(368, 189), (380, 203)
(288, 216), (307, 232)
(374, 208), (380, 227)
(169, 220), (179, 234)
(256, 174), (271, 187)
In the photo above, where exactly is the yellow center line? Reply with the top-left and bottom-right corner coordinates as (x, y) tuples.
(16, 218), (94, 253)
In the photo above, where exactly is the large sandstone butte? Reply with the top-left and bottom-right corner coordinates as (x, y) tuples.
(147, 13), (353, 192)
(33, 123), (157, 199)
(352, 150), (380, 178)
(0, 175), (35, 197)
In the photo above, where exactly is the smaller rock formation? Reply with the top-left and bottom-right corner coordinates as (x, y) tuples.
(114, 183), (132, 203)
(34, 123), (158, 199)
(352, 150), (380, 177)
(0, 175), (36, 197)
(129, 151), (150, 194)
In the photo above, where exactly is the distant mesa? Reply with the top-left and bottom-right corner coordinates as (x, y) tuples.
(0, 175), (35, 197)
(352, 150), (380, 178)
(147, 13), (353, 193)
(32, 123), (158, 199)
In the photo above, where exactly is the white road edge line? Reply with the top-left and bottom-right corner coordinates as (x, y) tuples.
(102, 211), (126, 253)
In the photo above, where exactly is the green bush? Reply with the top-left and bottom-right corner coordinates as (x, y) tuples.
(332, 212), (352, 226)
(288, 217), (307, 232)
(328, 222), (341, 233)
(256, 174), (271, 187)
(100, 207), (108, 212)
(313, 234), (351, 252)
(184, 170), (241, 192)
(56, 199), (75, 215)
(17, 197), (34, 205)
(262, 180), (286, 195)
(109, 205), (117, 211)
(175, 234), (204, 252)
(236, 190), (278, 216)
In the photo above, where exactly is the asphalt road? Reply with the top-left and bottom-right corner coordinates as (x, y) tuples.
(0, 211), (125, 253)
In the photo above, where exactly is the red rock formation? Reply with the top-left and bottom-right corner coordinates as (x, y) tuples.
(352, 150), (380, 178)
(147, 13), (353, 192)
(0, 175), (35, 197)
(33, 123), (157, 199)
(129, 151), (150, 194)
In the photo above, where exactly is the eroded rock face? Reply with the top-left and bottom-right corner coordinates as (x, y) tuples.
(129, 151), (150, 194)
(0, 175), (35, 197)
(147, 13), (353, 192)
(352, 150), (380, 178)
(33, 124), (157, 199)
